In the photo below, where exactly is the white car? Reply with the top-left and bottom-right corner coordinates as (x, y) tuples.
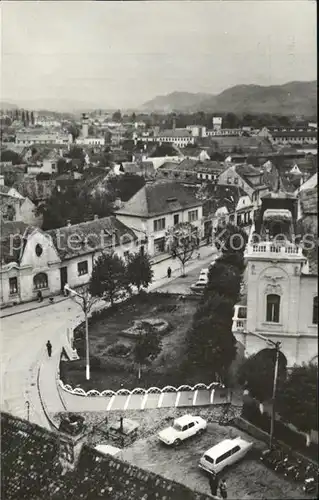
(158, 414), (207, 446)
(190, 281), (207, 293)
(199, 437), (253, 474)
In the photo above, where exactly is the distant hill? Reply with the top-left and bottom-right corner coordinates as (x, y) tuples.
(0, 101), (19, 111)
(140, 81), (317, 116)
(140, 91), (212, 113)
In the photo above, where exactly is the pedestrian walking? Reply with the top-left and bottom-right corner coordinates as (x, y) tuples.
(219, 478), (228, 499)
(167, 266), (172, 278)
(208, 471), (219, 496)
(46, 340), (52, 358)
(37, 290), (43, 302)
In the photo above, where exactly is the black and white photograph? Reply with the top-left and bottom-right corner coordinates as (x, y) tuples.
(0, 1), (317, 499)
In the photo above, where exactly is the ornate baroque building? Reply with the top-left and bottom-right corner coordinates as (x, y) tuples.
(232, 188), (318, 367)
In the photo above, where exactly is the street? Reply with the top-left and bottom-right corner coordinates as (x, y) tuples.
(0, 248), (215, 427)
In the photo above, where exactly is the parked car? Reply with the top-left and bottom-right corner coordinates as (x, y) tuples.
(158, 414), (207, 446)
(199, 437), (253, 474)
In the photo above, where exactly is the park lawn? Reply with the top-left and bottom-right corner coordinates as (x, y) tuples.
(60, 292), (204, 392)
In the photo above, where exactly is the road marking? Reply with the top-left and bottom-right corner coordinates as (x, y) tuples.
(124, 394), (131, 411)
(210, 389), (215, 404)
(193, 390), (198, 406)
(175, 392), (181, 407)
(107, 395), (115, 411)
(141, 393), (148, 410)
(158, 393), (164, 408)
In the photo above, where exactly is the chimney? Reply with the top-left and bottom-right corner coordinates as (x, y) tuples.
(172, 116), (176, 131)
(94, 214), (99, 220)
(114, 197), (122, 209)
(0, 175), (4, 186)
(119, 417), (123, 433)
(67, 220), (71, 227)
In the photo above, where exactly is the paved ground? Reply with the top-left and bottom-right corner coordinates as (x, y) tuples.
(0, 246), (216, 428)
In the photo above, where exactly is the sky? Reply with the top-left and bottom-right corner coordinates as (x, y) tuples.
(1, 0), (317, 110)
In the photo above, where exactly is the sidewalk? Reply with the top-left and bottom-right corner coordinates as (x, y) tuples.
(0, 295), (68, 319)
(1, 244), (216, 319)
(27, 245), (220, 427)
(37, 333), (67, 429)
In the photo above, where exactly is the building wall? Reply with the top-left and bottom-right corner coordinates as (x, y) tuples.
(117, 207), (203, 256)
(145, 156), (181, 170)
(241, 257), (318, 367)
(218, 165), (254, 197)
(0, 230), (139, 306)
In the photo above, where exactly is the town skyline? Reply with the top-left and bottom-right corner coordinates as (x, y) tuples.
(1, 0), (317, 110)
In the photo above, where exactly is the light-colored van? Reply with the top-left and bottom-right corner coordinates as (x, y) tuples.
(199, 437), (253, 474)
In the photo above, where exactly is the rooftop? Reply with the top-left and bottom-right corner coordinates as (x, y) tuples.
(47, 215), (137, 260)
(116, 180), (202, 218)
(1, 412), (211, 500)
(157, 129), (193, 138)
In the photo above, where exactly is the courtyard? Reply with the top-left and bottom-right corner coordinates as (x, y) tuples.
(57, 407), (315, 500)
(61, 292), (203, 392)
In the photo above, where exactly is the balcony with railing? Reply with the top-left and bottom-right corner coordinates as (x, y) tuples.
(246, 241), (304, 258)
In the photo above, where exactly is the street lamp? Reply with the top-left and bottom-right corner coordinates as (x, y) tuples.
(64, 284), (93, 381)
(246, 330), (282, 449)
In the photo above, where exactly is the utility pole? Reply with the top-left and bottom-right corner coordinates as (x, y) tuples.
(25, 400), (30, 421)
(246, 331), (282, 449)
(64, 284), (94, 381)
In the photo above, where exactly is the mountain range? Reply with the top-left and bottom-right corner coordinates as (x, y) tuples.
(140, 81), (317, 116)
(1, 81), (316, 116)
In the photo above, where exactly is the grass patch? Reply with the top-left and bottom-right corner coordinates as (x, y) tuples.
(61, 292), (205, 391)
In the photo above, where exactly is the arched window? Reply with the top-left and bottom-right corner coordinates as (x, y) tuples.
(266, 294), (280, 323)
(313, 296), (318, 325)
(33, 273), (48, 290)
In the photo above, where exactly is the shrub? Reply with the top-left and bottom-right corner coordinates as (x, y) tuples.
(107, 342), (131, 357)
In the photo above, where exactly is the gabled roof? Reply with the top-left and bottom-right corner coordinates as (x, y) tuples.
(47, 215), (137, 259)
(116, 180), (202, 218)
(299, 188), (318, 215)
(1, 221), (31, 264)
(1, 412), (211, 500)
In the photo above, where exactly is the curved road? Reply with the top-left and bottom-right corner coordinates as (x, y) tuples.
(0, 249), (215, 428)
(0, 300), (82, 427)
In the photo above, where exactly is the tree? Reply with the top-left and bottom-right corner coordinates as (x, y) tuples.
(21, 110), (26, 126)
(89, 253), (127, 307)
(107, 173), (145, 202)
(205, 260), (243, 302)
(1, 150), (22, 165)
(112, 110), (122, 122)
(26, 110), (30, 125)
(187, 293), (237, 383)
(214, 223), (248, 256)
(68, 124), (80, 141)
(126, 252), (153, 292)
(131, 112), (136, 122)
(238, 349), (287, 413)
(30, 111), (35, 125)
(166, 222), (197, 277)
(133, 326), (162, 379)
(277, 363), (318, 446)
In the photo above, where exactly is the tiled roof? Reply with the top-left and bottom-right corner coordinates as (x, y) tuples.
(300, 188), (318, 215)
(157, 129), (192, 138)
(1, 412), (211, 500)
(160, 159), (224, 174)
(47, 215), (137, 259)
(271, 130), (317, 138)
(235, 164), (261, 177)
(13, 180), (56, 201)
(0, 185), (11, 194)
(116, 180), (202, 218)
(1, 221), (31, 264)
